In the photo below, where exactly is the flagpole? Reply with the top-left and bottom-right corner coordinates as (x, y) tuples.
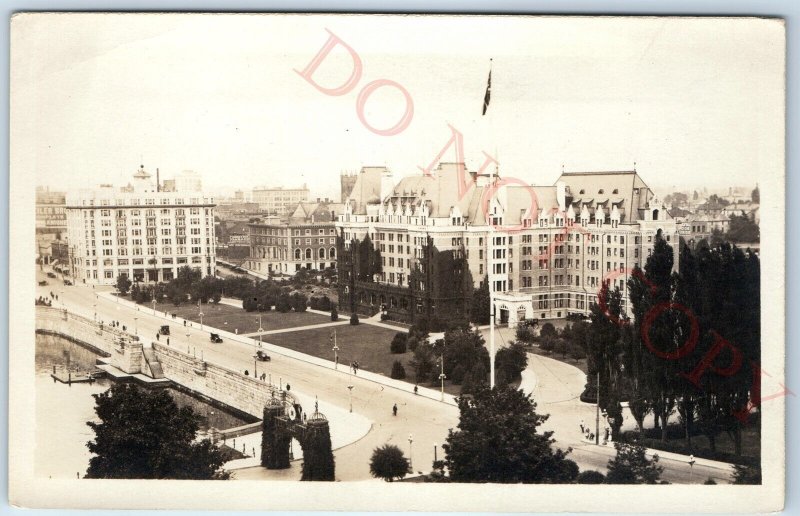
(484, 57), (496, 390)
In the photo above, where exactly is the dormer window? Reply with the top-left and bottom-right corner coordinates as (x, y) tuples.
(598, 189), (604, 194)
(579, 189), (585, 194)
(612, 189), (619, 194)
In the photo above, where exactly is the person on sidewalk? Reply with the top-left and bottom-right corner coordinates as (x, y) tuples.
(156, 333), (160, 341)
(413, 385), (418, 395)
(392, 404), (398, 416)
(580, 419), (585, 433)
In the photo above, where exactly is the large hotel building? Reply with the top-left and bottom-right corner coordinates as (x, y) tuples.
(336, 165), (678, 326)
(65, 166), (216, 285)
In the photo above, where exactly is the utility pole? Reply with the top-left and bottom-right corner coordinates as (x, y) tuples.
(489, 226), (495, 389)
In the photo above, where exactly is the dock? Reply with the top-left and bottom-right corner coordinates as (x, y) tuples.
(50, 369), (105, 384)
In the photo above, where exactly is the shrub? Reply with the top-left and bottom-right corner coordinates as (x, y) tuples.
(390, 360), (406, 380)
(450, 363), (466, 385)
(577, 470), (606, 484)
(569, 343), (587, 361)
(390, 333), (408, 354)
(539, 322), (557, 340)
(350, 313), (359, 325)
(275, 294), (292, 313)
(540, 336), (555, 353)
(330, 305), (338, 321)
(407, 336), (419, 352)
(291, 292), (307, 312)
(369, 444), (410, 482)
(704, 478), (717, 485)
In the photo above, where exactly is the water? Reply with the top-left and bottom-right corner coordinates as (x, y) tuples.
(35, 334), (253, 479)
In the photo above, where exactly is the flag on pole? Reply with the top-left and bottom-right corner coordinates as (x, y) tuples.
(482, 65), (492, 116)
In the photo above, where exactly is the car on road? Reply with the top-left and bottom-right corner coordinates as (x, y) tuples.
(159, 325), (170, 336)
(210, 333), (223, 343)
(38, 280), (48, 286)
(254, 350), (271, 362)
(63, 279), (73, 286)
(46, 272), (56, 278)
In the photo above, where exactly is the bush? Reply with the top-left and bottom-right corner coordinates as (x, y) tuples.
(540, 336), (555, 353)
(704, 478), (717, 485)
(369, 444), (410, 482)
(390, 333), (408, 354)
(390, 361), (406, 380)
(350, 313), (359, 325)
(577, 470), (606, 484)
(407, 336), (419, 352)
(568, 343), (587, 361)
(290, 292), (307, 312)
(330, 305), (338, 321)
(380, 313), (389, 321)
(540, 322), (557, 340)
(450, 363), (466, 385)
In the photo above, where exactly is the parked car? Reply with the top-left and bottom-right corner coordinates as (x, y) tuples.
(63, 279), (73, 286)
(46, 272), (56, 278)
(38, 280), (48, 286)
(159, 325), (170, 336)
(210, 333), (223, 343)
(254, 350), (271, 362)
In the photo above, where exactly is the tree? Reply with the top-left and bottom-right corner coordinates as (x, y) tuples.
(85, 383), (229, 479)
(330, 304), (338, 321)
(349, 313), (359, 325)
(369, 444), (410, 482)
(390, 360), (406, 380)
(577, 470), (606, 484)
(732, 465), (761, 484)
(410, 342), (436, 383)
(494, 342), (528, 382)
(275, 293), (292, 312)
(515, 321), (536, 345)
(115, 274), (132, 296)
(290, 292), (308, 312)
(751, 185), (759, 203)
(605, 442), (662, 484)
(443, 386), (573, 483)
(539, 322), (557, 340)
(540, 336), (555, 353)
(390, 332), (408, 354)
(726, 212), (759, 243)
(470, 280), (491, 325)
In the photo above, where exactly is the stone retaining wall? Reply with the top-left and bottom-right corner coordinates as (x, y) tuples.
(152, 343), (298, 419)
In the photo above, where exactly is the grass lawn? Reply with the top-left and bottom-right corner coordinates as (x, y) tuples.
(162, 303), (331, 334)
(265, 324), (463, 396)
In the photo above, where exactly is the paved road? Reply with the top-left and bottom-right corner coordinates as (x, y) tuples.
(37, 271), (734, 483)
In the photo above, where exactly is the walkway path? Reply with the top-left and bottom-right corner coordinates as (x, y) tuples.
(242, 320), (349, 337)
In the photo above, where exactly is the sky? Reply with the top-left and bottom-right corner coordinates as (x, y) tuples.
(12, 14), (784, 201)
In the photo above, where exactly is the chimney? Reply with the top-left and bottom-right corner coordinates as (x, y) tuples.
(556, 181), (566, 211)
(156, 168), (160, 192)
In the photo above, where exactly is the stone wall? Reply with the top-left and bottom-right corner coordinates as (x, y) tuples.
(152, 343), (299, 419)
(35, 306), (142, 372)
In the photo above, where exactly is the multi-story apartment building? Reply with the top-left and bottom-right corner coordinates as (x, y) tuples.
(251, 185), (310, 215)
(245, 200), (343, 275)
(336, 164), (678, 326)
(35, 187), (67, 265)
(65, 166), (216, 285)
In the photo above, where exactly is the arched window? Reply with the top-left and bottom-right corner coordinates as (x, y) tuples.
(294, 248), (301, 260)
(329, 247), (336, 258)
(305, 248), (312, 259)
(653, 209), (659, 221)
(319, 248), (326, 259)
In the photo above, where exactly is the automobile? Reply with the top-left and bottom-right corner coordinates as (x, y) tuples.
(254, 350), (271, 362)
(46, 272), (56, 278)
(159, 325), (170, 336)
(63, 279), (73, 286)
(38, 280), (48, 286)
(210, 333), (223, 343)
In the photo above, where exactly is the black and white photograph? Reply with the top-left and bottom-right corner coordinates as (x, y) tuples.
(8, 12), (786, 512)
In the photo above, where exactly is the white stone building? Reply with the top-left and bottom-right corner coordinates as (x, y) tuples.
(65, 166), (216, 285)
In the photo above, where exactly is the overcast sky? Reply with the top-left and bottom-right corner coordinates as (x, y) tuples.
(12, 14), (784, 200)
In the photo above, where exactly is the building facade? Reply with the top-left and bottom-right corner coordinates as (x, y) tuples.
(336, 165), (678, 326)
(65, 166), (216, 285)
(35, 187), (67, 264)
(245, 200), (343, 275)
(251, 185), (309, 215)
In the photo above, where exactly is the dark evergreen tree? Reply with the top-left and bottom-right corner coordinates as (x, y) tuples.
(605, 442), (663, 484)
(369, 444), (410, 482)
(470, 280), (491, 325)
(443, 386), (573, 483)
(85, 383), (229, 479)
(300, 418), (335, 481)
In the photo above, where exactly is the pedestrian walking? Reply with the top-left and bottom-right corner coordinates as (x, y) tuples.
(184, 320), (187, 326)
(413, 385), (418, 395)
(244, 370), (249, 376)
(392, 403), (398, 416)
(156, 333), (160, 341)
(166, 337), (170, 346)
(579, 419), (585, 433)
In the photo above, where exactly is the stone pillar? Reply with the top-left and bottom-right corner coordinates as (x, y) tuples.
(261, 399), (291, 469)
(300, 416), (335, 481)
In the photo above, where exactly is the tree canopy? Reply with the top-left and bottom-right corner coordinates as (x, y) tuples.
(85, 383), (229, 479)
(369, 444), (411, 482)
(605, 442), (663, 484)
(443, 386), (575, 483)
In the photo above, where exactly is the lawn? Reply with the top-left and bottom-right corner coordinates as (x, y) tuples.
(265, 324), (462, 395)
(162, 303), (331, 335)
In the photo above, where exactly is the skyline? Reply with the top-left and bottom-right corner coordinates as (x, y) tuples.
(16, 14), (782, 201)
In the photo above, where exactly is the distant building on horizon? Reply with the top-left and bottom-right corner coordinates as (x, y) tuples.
(252, 184), (309, 215)
(35, 186), (67, 266)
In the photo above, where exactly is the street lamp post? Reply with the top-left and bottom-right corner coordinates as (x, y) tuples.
(595, 370), (600, 445)
(134, 317), (138, 336)
(438, 357), (446, 401)
(186, 332), (191, 351)
(257, 314), (263, 348)
(688, 454), (696, 483)
(408, 434), (413, 472)
(347, 384), (354, 413)
(433, 442), (438, 463)
(199, 311), (204, 331)
(331, 330), (339, 371)
(93, 304), (97, 322)
(152, 298), (156, 315)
